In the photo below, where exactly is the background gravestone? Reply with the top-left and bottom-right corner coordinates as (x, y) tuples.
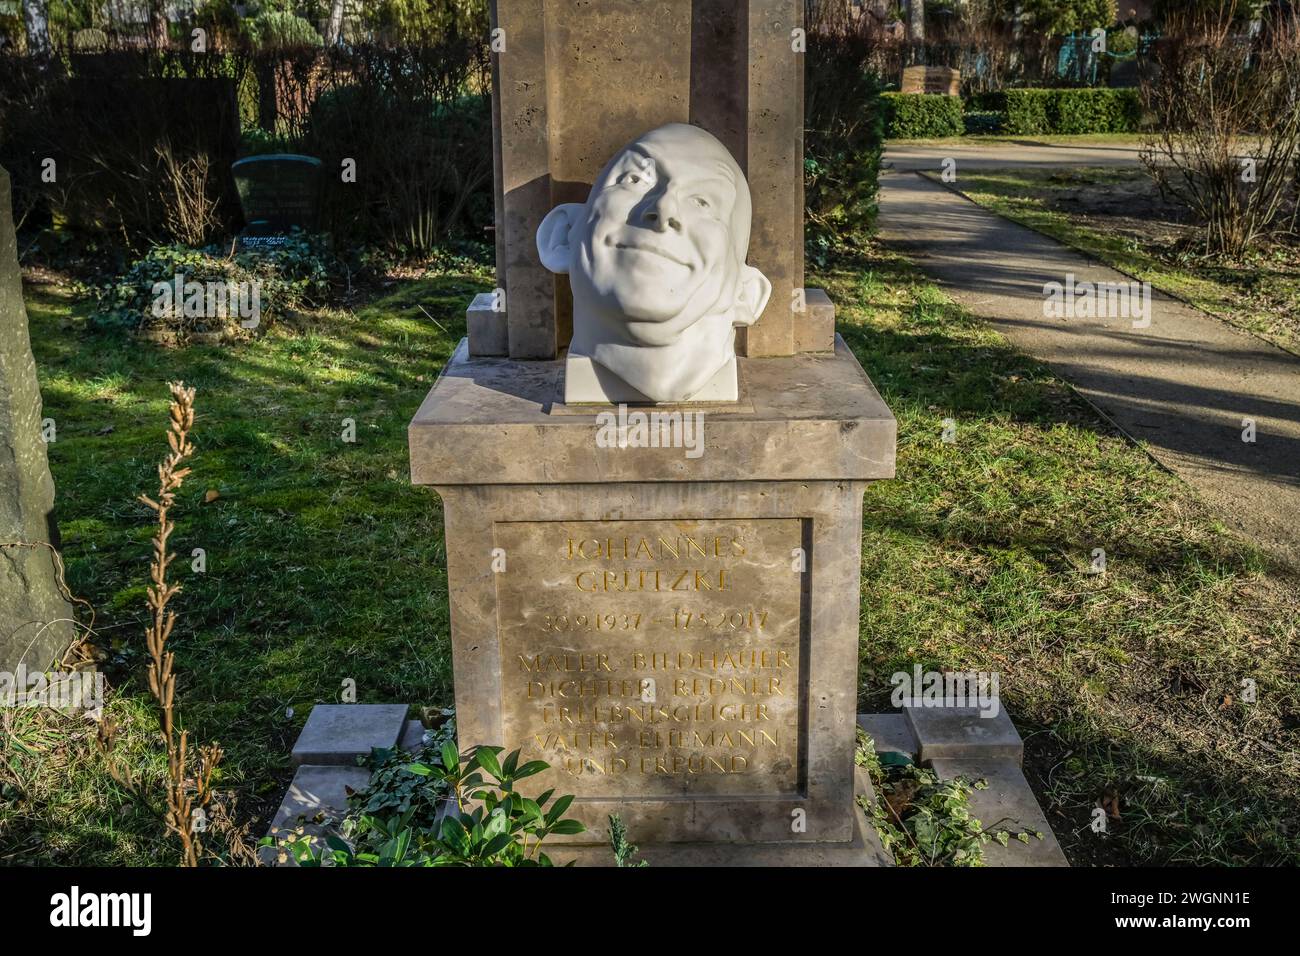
(900, 65), (961, 95)
(232, 153), (322, 249)
(0, 165), (77, 673)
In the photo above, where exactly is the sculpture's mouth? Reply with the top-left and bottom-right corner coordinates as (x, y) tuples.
(612, 240), (693, 269)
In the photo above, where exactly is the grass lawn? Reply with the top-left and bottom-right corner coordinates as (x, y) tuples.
(939, 165), (1300, 356)
(2, 264), (482, 864)
(3, 246), (1297, 866)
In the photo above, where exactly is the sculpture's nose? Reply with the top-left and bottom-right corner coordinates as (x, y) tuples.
(640, 189), (681, 233)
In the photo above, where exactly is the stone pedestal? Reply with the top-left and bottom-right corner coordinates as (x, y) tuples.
(409, 336), (895, 859)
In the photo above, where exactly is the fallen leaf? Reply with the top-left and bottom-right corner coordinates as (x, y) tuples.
(883, 777), (921, 820)
(204, 489), (221, 504)
(1102, 789), (1122, 821)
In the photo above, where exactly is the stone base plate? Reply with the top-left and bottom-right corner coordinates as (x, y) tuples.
(290, 704), (409, 767)
(265, 707), (1068, 867)
(409, 335), (896, 485)
(550, 358), (756, 416)
(543, 767), (892, 867)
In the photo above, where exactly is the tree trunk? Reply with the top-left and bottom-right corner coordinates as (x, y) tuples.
(0, 165), (77, 674)
(909, 0), (925, 43)
(908, 0), (925, 65)
(21, 0), (51, 57)
(325, 0), (346, 46)
(148, 1), (169, 49)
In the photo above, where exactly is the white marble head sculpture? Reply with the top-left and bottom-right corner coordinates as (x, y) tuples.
(536, 123), (771, 403)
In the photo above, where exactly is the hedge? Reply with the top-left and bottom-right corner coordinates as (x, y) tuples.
(881, 93), (965, 139)
(806, 45), (885, 249)
(970, 88), (1143, 135)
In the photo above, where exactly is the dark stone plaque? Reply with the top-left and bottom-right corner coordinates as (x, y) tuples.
(232, 153), (323, 242)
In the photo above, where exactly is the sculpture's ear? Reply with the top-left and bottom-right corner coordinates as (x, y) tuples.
(536, 203), (584, 274)
(734, 264), (772, 327)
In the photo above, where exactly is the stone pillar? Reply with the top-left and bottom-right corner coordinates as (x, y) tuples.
(481, 0), (831, 362)
(739, 0), (804, 357)
(0, 166), (77, 673)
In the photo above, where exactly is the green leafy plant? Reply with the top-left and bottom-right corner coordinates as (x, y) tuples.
(608, 813), (648, 868)
(342, 710), (456, 840)
(264, 741), (584, 867)
(346, 746), (447, 834)
(963, 110), (1004, 135)
(855, 728), (1042, 867)
(362, 0), (489, 45)
(237, 127), (298, 158)
(245, 11), (324, 50)
(91, 233), (333, 337)
(404, 742), (585, 866)
(277, 809), (440, 867)
(1019, 0), (1117, 36)
(804, 30), (884, 252)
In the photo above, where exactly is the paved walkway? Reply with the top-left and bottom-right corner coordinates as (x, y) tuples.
(886, 141), (1143, 173)
(877, 167), (1300, 568)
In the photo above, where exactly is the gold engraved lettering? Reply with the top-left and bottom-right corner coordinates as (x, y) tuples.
(502, 520), (800, 799)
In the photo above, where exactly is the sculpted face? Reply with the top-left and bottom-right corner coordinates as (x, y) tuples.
(537, 124), (771, 402)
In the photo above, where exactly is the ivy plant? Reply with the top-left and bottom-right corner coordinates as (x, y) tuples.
(262, 740), (583, 867)
(855, 727), (1043, 867)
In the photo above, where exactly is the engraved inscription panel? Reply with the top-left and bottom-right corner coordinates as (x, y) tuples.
(494, 518), (804, 798)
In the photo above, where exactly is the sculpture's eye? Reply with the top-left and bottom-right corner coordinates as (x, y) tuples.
(693, 196), (710, 209)
(617, 167), (653, 188)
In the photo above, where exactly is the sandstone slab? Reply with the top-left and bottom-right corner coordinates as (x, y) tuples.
(928, 758), (1069, 866)
(290, 704), (409, 767)
(856, 712), (917, 759)
(905, 705), (1024, 766)
(259, 764), (371, 866)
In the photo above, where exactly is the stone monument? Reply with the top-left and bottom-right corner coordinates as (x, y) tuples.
(0, 165), (77, 674)
(900, 65), (961, 96)
(410, 0), (896, 864)
(231, 153), (322, 250)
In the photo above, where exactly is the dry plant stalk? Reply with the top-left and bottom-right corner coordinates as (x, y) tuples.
(156, 141), (221, 247)
(1141, 2), (1300, 257)
(138, 381), (222, 866)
